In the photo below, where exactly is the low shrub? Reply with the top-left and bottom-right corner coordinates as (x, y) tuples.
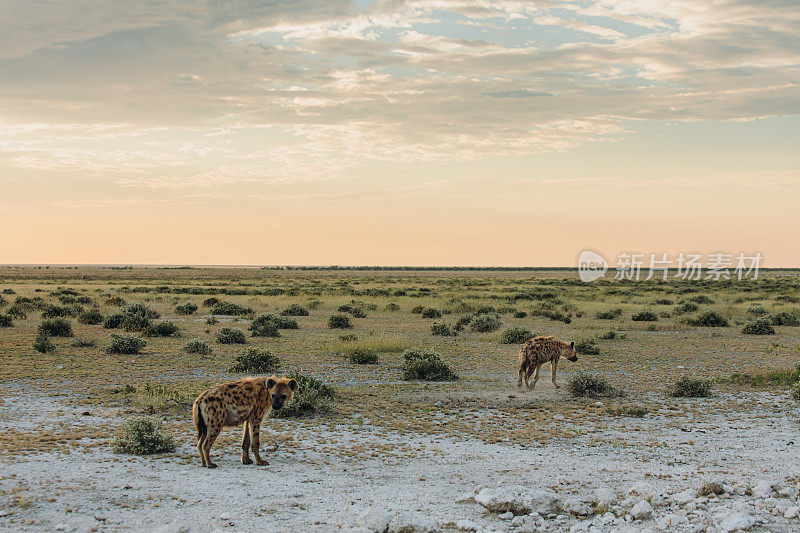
(596, 308), (623, 320)
(535, 308), (572, 324)
(281, 304), (309, 316)
(770, 312), (800, 326)
(575, 338), (600, 355)
(121, 314), (151, 332)
(411, 305), (425, 314)
(742, 318), (775, 335)
(349, 348), (378, 364)
(144, 321), (180, 337)
(791, 382), (800, 401)
(123, 303), (160, 319)
(431, 322), (457, 336)
(71, 338), (96, 348)
(654, 299), (674, 305)
(631, 310), (658, 322)
(78, 309), (104, 325)
(6, 305), (27, 319)
(690, 295), (715, 304)
(217, 328), (247, 344)
(184, 339), (212, 355)
(746, 304), (768, 317)
(229, 348), (281, 373)
(111, 417), (176, 455)
(599, 330), (626, 340)
(103, 313), (125, 329)
(385, 303), (401, 312)
(0, 315), (12, 327)
(203, 297), (220, 307)
(307, 299), (322, 310)
(513, 311), (528, 319)
(668, 376), (712, 397)
(271, 372), (335, 418)
(38, 318), (73, 337)
(567, 373), (618, 397)
(328, 314), (352, 329)
(212, 301), (253, 316)
(674, 302), (699, 314)
(776, 295), (800, 303)
(175, 302), (198, 315)
(108, 334), (147, 354)
(105, 296), (126, 306)
(470, 313), (501, 333)
(338, 333), (358, 342)
(250, 313), (297, 337)
(33, 334), (55, 354)
(500, 327), (534, 344)
(402, 348), (458, 381)
(41, 305), (76, 319)
(688, 310), (729, 327)
(727, 365), (800, 387)
(454, 314), (474, 331)
(337, 304), (366, 318)
(421, 308), (442, 319)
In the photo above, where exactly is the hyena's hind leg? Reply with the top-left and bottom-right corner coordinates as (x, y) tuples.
(197, 432), (207, 467)
(241, 421), (253, 465)
(518, 361), (528, 388)
(201, 420), (223, 469)
(527, 364), (541, 390)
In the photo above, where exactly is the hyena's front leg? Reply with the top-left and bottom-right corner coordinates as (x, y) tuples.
(551, 358), (559, 389)
(249, 419), (268, 466)
(528, 364), (541, 390)
(241, 421), (253, 465)
(518, 363), (527, 388)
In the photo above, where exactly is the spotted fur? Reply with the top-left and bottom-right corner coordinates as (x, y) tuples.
(192, 376), (298, 468)
(517, 335), (578, 390)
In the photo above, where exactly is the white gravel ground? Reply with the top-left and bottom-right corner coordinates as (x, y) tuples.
(1, 384), (799, 532)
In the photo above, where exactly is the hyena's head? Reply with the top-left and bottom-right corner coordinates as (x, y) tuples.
(267, 377), (299, 411)
(564, 341), (578, 362)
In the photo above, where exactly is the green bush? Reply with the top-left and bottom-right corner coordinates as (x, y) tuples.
(349, 348), (378, 364)
(111, 417), (176, 455)
(108, 334), (147, 354)
(105, 296), (126, 306)
(78, 309), (104, 325)
(632, 310), (658, 322)
(328, 314), (352, 329)
(33, 334), (55, 354)
(212, 301), (253, 316)
(281, 304), (309, 316)
(500, 327), (534, 344)
(470, 313), (501, 333)
(742, 318), (775, 335)
(770, 312), (800, 326)
(122, 313), (151, 332)
(674, 302), (699, 314)
(338, 304), (366, 318)
(575, 338), (600, 355)
(475, 306), (496, 315)
(454, 314), (474, 331)
(411, 305), (425, 314)
(654, 299), (674, 305)
(791, 382), (800, 401)
(338, 333), (358, 342)
(688, 310), (729, 327)
(668, 376), (712, 398)
(402, 348), (458, 381)
(385, 303), (401, 312)
(203, 297), (220, 307)
(41, 305), (77, 319)
(271, 372), (335, 419)
(229, 348), (281, 373)
(6, 305), (27, 319)
(250, 318), (279, 337)
(567, 373), (617, 397)
(184, 339), (212, 355)
(728, 366), (800, 387)
(0, 315), (12, 327)
(431, 322), (457, 336)
(690, 295), (714, 305)
(513, 311), (528, 319)
(175, 302), (198, 315)
(534, 308), (572, 324)
(596, 308), (623, 320)
(123, 303), (160, 319)
(38, 318), (73, 337)
(217, 328), (247, 344)
(746, 304), (768, 317)
(103, 313), (125, 329)
(72, 339), (96, 348)
(421, 308), (442, 319)
(599, 330), (626, 340)
(144, 321), (180, 337)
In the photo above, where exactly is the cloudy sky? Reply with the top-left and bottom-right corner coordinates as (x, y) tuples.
(1, 0), (798, 266)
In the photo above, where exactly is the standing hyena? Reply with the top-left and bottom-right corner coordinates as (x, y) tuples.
(517, 335), (578, 390)
(192, 376), (298, 468)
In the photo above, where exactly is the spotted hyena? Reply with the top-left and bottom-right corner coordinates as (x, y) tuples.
(517, 335), (578, 390)
(192, 376), (298, 468)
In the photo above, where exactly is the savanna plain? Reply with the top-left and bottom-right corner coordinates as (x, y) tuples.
(1, 266), (800, 533)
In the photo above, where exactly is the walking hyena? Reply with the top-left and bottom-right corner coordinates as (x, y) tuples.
(517, 335), (578, 390)
(192, 376), (298, 468)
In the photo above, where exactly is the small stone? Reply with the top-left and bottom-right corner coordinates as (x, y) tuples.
(785, 506), (800, 519)
(751, 480), (773, 498)
(671, 488), (696, 507)
(455, 519), (479, 531)
(357, 508), (392, 533)
(55, 525), (72, 532)
(717, 511), (758, 531)
(499, 511), (514, 521)
(562, 497), (593, 517)
(475, 486), (560, 515)
(387, 512), (438, 533)
(594, 488), (616, 508)
(218, 513), (230, 521)
(630, 500), (653, 520)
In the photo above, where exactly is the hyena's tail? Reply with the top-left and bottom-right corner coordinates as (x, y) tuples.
(193, 400), (206, 440)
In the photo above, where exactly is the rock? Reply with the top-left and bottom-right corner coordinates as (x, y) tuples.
(569, 521), (590, 532)
(594, 488), (616, 509)
(455, 493), (476, 504)
(785, 506), (800, 519)
(671, 488), (697, 507)
(498, 511), (514, 521)
(779, 487), (797, 499)
(357, 508), (392, 533)
(387, 512), (438, 533)
(717, 511), (758, 531)
(54, 525), (73, 532)
(151, 525), (191, 533)
(455, 519), (480, 531)
(475, 486), (560, 515)
(627, 482), (656, 500)
(751, 480), (773, 498)
(218, 513), (230, 521)
(698, 482), (724, 497)
(630, 500), (653, 520)
(562, 497), (593, 517)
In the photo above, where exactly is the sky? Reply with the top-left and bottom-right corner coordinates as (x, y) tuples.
(0, 0), (799, 266)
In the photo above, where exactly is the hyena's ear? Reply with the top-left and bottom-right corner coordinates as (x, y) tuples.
(267, 378), (277, 389)
(288, 378), (299, 392)
(569, 341), (575, 350)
